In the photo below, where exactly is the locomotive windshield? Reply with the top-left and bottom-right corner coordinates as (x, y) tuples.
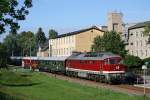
(105, 58), (121, 64)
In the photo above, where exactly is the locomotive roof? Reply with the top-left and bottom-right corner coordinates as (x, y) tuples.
(11, 56), (68, 61)
(67, 52), (121, 60)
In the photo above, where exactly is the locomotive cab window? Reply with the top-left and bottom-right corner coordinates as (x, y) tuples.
(109, 58), (121, 64)
(105, 58), (121, 64)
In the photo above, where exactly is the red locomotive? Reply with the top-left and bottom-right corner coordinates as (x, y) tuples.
(65, 52), (125, 83)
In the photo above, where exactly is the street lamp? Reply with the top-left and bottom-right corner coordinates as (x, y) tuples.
(142, 63), (147, 96)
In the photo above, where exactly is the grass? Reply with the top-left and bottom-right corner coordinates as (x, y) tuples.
(0, 69), (35, 86)
(0, 69), (149, 100)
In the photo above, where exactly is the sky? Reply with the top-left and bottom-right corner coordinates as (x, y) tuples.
(0, 0), (150, 42)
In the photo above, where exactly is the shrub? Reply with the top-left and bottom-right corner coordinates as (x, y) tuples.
(143, 57), (150, 68)
(122, 55), (143, 69)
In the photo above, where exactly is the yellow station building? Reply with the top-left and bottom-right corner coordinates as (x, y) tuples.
(49, 26), (104, 57)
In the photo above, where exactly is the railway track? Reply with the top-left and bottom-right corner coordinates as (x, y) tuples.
(44, 72), (150, 97)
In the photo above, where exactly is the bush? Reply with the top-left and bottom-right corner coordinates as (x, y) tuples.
(0, 70), (34, 86)
(143, 57), (150, 68)
(122, 55), (143, 69)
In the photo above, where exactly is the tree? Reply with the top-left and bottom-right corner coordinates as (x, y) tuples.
(122, 55), (143, 69)
(92, 31), (127, 57)
(17, 31), (36, 56)
(49, 29), (58, 39)
(36, 27), (46, 46)
(0, 0), (32, 34)
(0, 43), (8, 68)
(3, 33), (18, 56)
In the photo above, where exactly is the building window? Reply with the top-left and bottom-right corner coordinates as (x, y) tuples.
(72, 36), (74, 43)
(130, 32), (133, 36)
(136, 32), (138, 37)
(141, 31), (143, 37)
(67, 48), (69, 55)
(141, 50), (143, 56)
(145, 40), (148, 46)
(140, 40), (142, 47)
(113, 23), (118, 31)
(146, 50), (148, 56)
(70, 48), (72, 54)
(64, 48), (65, 55)
(131, 51), (133, 55)
(130, 42), (133, 45)
(136, 41), (138, 47)
(124, 34), (127, 38)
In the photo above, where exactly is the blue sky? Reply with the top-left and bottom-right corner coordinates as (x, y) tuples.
(1, 0), (150, 41)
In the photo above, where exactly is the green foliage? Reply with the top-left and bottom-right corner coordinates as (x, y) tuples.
(17, 31), (36, 56)
(143, 57), (150, 68)
(0, 0), (32, 34)
(49, 29), (58, 39)
(92, 31), (127, 57)
(3, 33), (19, 56)
(122, 55), (143, 68)
(0, 43), (8, 68)
(36, 27), (46, 46)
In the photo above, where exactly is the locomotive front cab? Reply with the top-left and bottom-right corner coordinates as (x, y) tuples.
(103, 57), (125, 84)
(104, 57), (125, 72)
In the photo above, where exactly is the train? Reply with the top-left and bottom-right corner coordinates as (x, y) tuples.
(11, 52), (125, 84)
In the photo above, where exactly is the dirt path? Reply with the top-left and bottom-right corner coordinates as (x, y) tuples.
(44, 72), (150, 97)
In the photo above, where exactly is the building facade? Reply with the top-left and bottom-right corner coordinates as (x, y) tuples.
(121, 23), (137, 42)
(49, 26), (104, 57)
(126, 21), (150, 59)
(107, 12), (124, 33)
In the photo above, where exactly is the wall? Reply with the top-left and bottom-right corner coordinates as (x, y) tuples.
(75, 29), (104, 52)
